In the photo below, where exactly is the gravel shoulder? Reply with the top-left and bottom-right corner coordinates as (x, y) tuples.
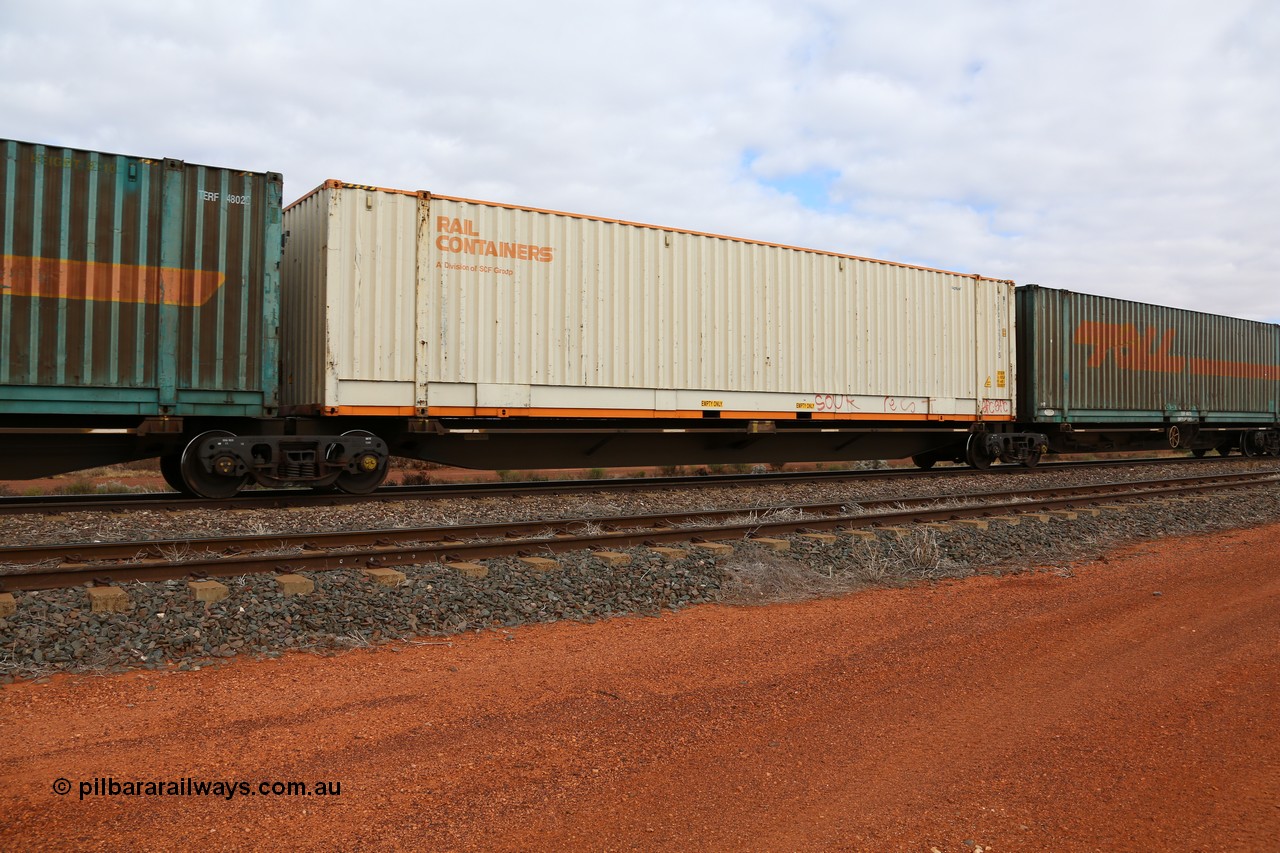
(2, 469), (1280, 680)
(2, 518), (1277, 851)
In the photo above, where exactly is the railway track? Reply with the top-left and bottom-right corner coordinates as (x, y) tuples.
(2, 468), (1276, 592)
(0, 455), (1249, 515)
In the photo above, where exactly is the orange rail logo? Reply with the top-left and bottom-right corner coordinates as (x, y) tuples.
(0, 256), (226, 307)
(1073, 321), (1280, 380)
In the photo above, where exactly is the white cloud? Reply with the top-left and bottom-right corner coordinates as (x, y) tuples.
(2, 0), (1277, 318)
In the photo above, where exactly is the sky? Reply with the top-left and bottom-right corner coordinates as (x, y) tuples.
(3, 0), (1278, 321)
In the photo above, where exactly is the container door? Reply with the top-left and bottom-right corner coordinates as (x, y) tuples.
(160, 159), (280, 415)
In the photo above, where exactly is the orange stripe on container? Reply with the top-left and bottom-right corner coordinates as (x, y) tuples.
(0, 256), (226, 306)
(1188, 358), (1280, 380)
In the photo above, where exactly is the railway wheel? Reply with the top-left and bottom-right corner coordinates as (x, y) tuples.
(1022, 450), (1042, 468)
(1191, 448), (1208, 458)
(160, 453), (190, 494)
(180, 430), (250, 499)
(1216, 442), (1234, 457)
(332, 430), (389, 494)
(911, 453), (937, 470)
(965, 433), (997, 471)
(1240, 430), (1267, 458)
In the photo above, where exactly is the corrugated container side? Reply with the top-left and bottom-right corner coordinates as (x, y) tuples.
(280, 189), (328, 411)
(0, 139), (280, 416)
(283, 184), (1015, 420)
(1017, 285), (1280, 423)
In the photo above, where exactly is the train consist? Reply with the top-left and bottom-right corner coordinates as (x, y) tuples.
(2, 140), (1278, 497)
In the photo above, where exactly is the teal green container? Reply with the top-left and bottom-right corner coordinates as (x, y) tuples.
(0, 139), (281, 417)
(1016, 285), (1280, 424)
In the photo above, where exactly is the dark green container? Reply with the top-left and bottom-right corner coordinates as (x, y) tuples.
(1016, 285), (1280, 424)
(0, 139), (281, 417)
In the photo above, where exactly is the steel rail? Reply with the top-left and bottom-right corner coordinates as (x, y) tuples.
(0, 469), (1272, 566)
(0, 455), (1245, 516)
(2, 470), (1275, 591)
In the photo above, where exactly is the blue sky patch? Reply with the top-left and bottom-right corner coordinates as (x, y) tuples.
(744, 153), (845, 213)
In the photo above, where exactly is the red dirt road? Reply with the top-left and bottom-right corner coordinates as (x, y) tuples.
(2, 524), (1278, 851)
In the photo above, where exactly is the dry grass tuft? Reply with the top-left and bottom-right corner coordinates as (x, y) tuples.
(718, 527), (967, 606)
(718, 552), (851, 605)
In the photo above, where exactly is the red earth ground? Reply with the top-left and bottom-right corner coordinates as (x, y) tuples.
(1, 521), (1277, 851)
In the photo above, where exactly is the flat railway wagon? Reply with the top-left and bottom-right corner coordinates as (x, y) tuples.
(280, 181), (1039, 473)
(6, 137), (1277, 498)
(0, 140), (388, 496)
(1014, 285), (1280, 460)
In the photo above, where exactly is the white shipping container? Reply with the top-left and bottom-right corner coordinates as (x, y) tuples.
(281, 181), (1015, 422)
